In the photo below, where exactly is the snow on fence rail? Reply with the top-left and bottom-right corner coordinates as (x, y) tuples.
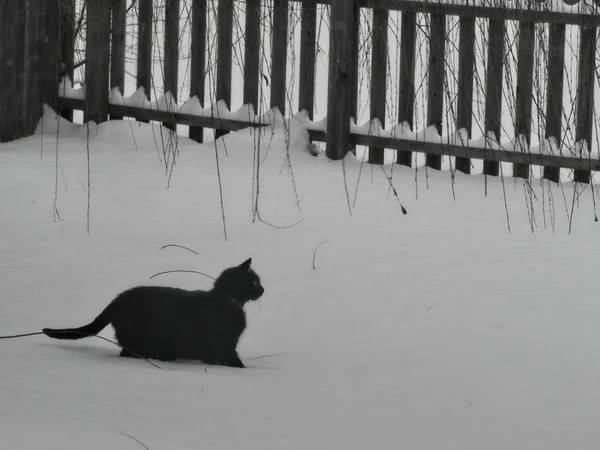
(1, 0), (600, 182)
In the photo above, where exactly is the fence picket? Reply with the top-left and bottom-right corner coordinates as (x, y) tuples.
(137, 0), (153, 100)
(455, 16), (475, 174)
(190, 0), (207, 143)
(483, 18), (505, 177)
(368, 8), (388, 165)
(216, 0), (234, 138)
(426, 13), (445, 170)
(396, 11), (416, 167)
(513, 20), (535, 179)
(542, 23), (566, 183)
(110, 0), (126, 120)
(299, 0), (317, 119)
(244, 0), (261, 110)
(271, 0), (289, 114)
(573, 24), (596, 184)
(84, 0), (110, 123)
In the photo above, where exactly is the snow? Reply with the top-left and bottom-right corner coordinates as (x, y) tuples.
(2, 106), (600, 449)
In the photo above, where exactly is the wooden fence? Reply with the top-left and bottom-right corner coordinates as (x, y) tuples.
(2, 0), (600, 183)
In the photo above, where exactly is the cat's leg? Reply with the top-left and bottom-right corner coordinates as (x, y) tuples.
(221, 350), (245, 368)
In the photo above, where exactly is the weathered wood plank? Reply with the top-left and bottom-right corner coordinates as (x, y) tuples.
(216, 0), (233, 138)
(326, 0), (357, 160)
(299, 0), (317, 119)
(271, 0), (289, 113)
(396, 11), (416, 167)
(483, 18), (505, 177)
(110, 0), (126, 120)
(573, 24), (596, 184)
(190, 0), (207, 143)
(369, 8), (388, 165)
(59, 97), (267, 131)
(542, 23), (566, 183)
(455, 16), (475, 174)
(164, 0), (180, 130)
(243, 0), (261, 110)
(137, 0), (153, 99)
(85, 0), (111, 123)
(513, 20), (535, 179)
(426, 13), (445, 170)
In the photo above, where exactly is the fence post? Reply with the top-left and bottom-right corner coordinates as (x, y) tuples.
(0, 0), (56, 142)
(85, 0), (111, 123)
(326, 0), (358, 160)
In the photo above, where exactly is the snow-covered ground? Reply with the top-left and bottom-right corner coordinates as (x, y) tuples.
(2, 109), (600, 449)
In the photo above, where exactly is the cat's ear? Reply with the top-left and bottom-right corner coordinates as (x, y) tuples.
(239, 258), (252, 270)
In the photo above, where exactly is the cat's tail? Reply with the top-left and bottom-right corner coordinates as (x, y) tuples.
(42, 304), (113, 340)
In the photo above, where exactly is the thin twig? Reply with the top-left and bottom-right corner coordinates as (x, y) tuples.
(248, 351), (293, 361)
(379, 166), (408, 215)
(161, 244), (200, 255)
(120, 432), (151, 450)
(312, 240), (330, 270)
(150, 269), (215, 280)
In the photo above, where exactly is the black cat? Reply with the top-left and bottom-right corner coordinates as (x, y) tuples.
(43, 258), (264, 368)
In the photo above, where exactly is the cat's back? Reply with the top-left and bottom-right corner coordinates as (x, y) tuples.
(109, 285), (209, 316)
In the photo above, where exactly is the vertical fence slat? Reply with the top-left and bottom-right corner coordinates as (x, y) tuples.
(543, 23), (566, 183)
(327, 0), (357, 160)
(483, 18), (505, 177)
(216, 0), (233, 138)
(1, 2), (24, 141)
(137, 0), (153, 100)
(85, 0), (111, 123)
(59, 0), (75, 121)
(573, 24), (596, 184)
(396, 11), (416, 167)
(43, 0), (60, 112)
(243, 0), (261, 110)
(190, 0), (207, 143)
(455, 16), (475, 174)
(271, 0), (289, 113)
(513, 20), (535, 179)
(164, 0), (180, 130)
(426, 13), (445, 170)
(299, 0), (317, 119)
(368, 8), (388, 165)
(349, 1), (360, 154)
(110, 0), (126, 120)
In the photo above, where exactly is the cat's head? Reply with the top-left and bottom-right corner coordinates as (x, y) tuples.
(213, 258), (264, 304)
